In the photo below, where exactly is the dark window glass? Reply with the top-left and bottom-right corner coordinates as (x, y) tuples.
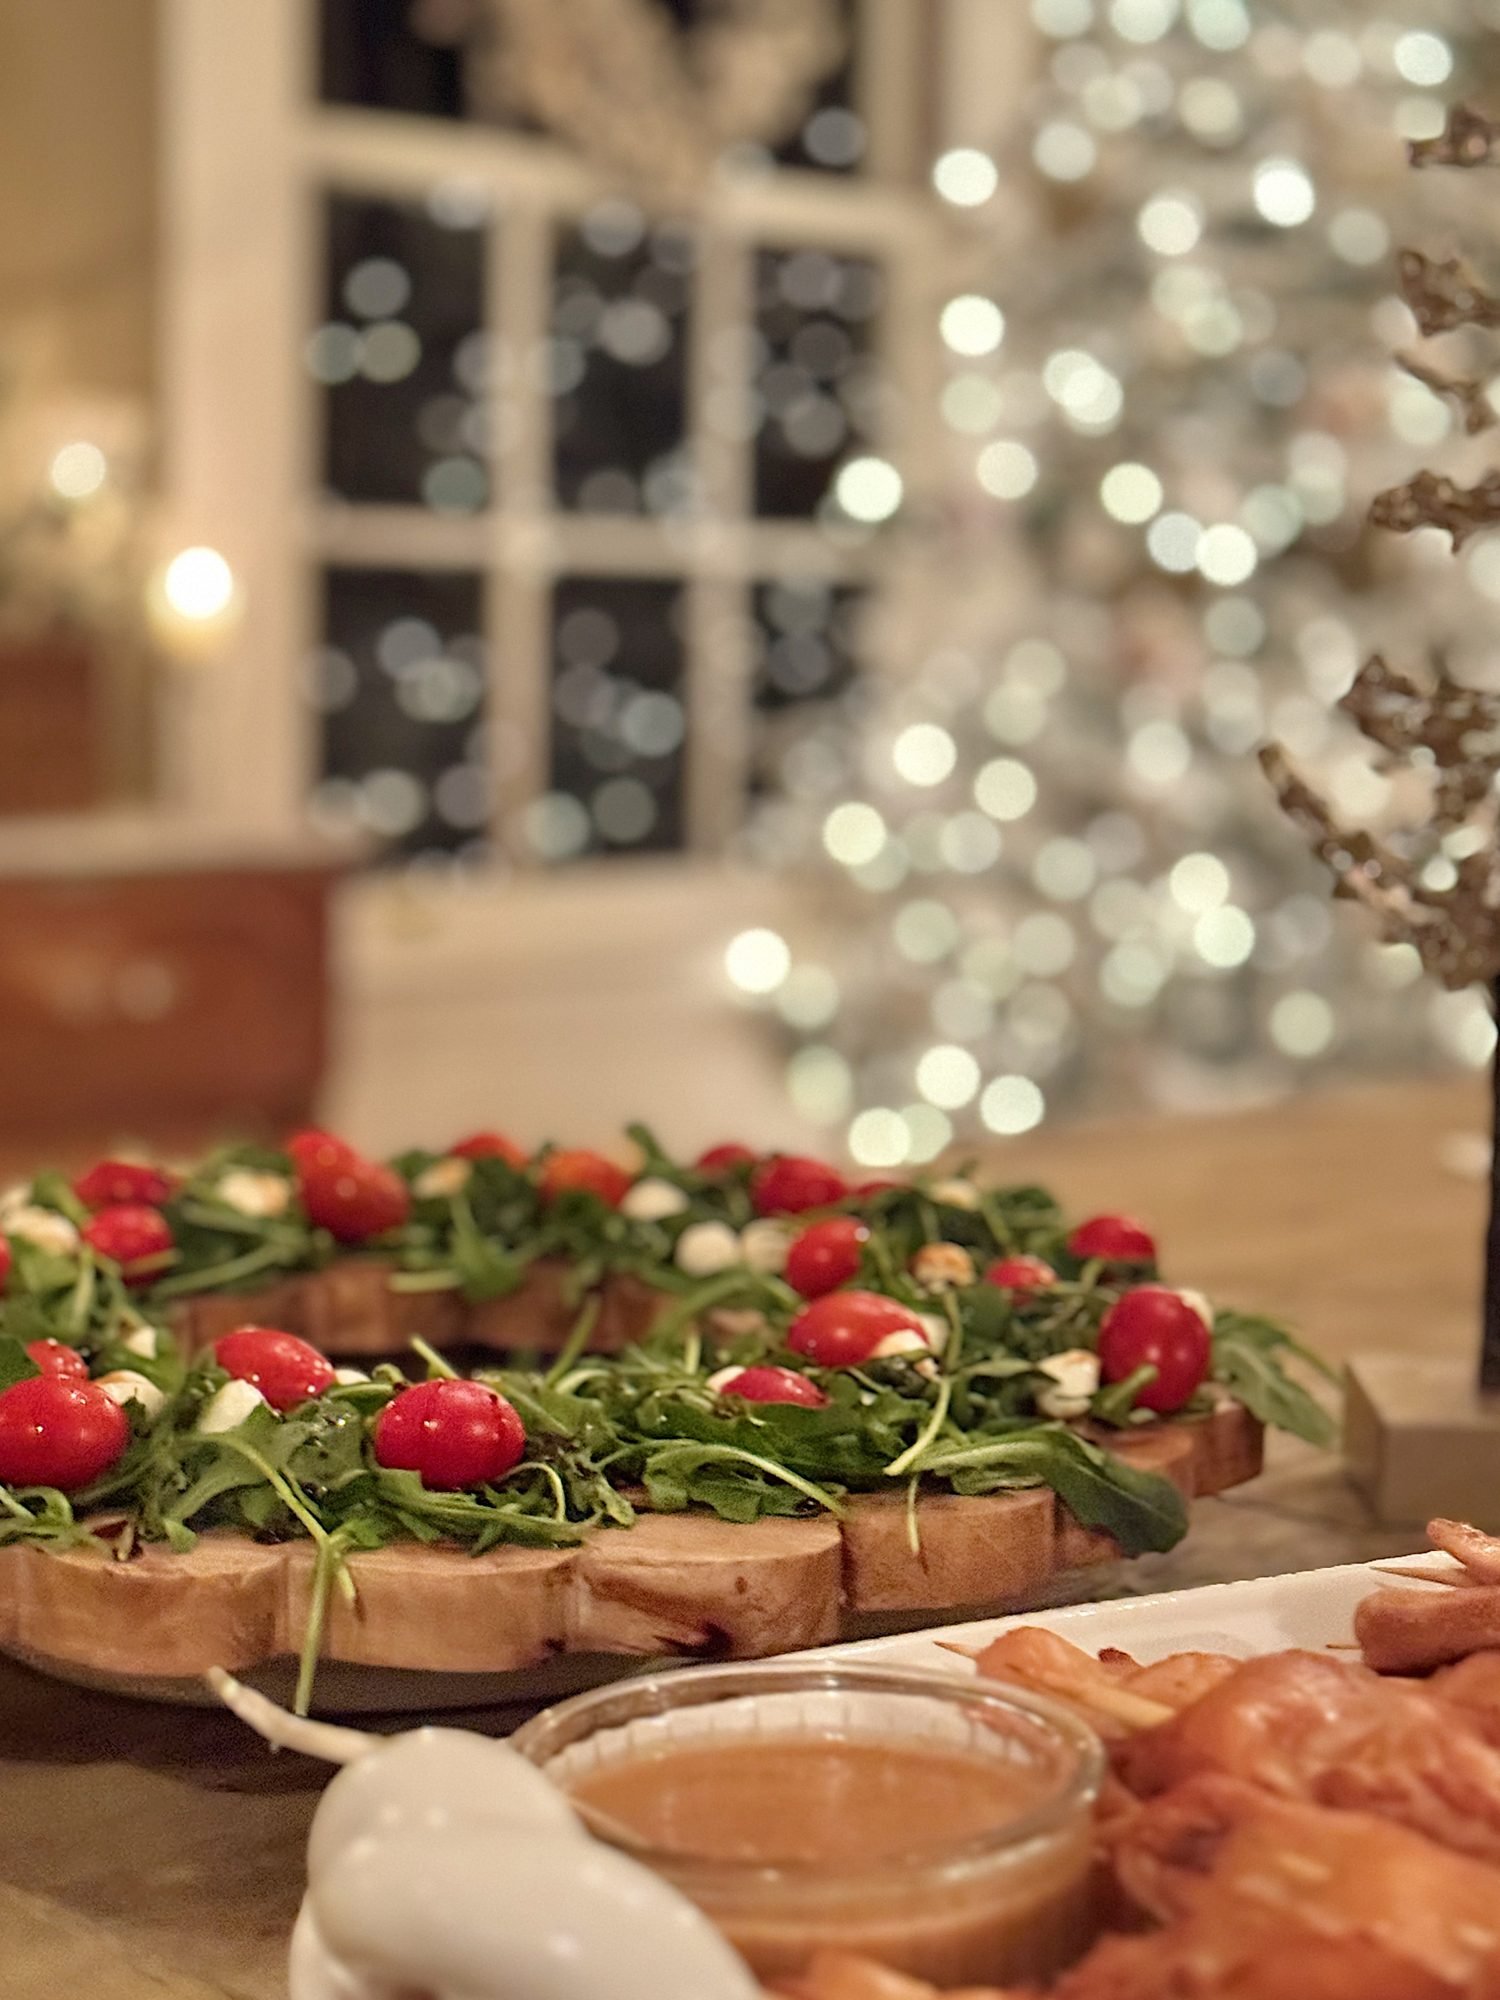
(552, 209), (693, 515)
(540, 577), (688, 859)
(753, 248), (882, 518)
(770, 0), (863, 175)
(319, 0), (466, 118)
(317, 193), (490, 511)
(312, 567), (490, 863)
(750, 580), (865, 801)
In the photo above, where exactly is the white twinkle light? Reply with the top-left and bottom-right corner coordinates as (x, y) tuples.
(916, 1044), (982, 1109)
(980, 1075), (1046, 1135)
(977, 441), (1039, 500)
(932, 148), (999, 207)
(1169, 853), (1230, 913)
(848, 1108), (910, 1167)
(1100, 463), (1163, 523)
(823, 802), (886, 867)
(48, 441), (107, 500)
(162, 546), (235, 622)
(835, 456), (903, 524)
(1194, 906), (1256, 968)
(1253, 158), (1315, 228)
(724, 928), (791, 995)
(940, 295), (1005, 357)
(893, 724), (957, 788)
(974, 758), (1038, 821)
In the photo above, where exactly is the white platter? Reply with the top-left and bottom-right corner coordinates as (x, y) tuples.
(813, 1553), (1436, 1676)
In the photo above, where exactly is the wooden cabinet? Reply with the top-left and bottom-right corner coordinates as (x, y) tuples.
(0, 817), (350, 1161)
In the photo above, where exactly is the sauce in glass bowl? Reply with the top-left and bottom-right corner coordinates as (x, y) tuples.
(513, 1662), (1103, 1987)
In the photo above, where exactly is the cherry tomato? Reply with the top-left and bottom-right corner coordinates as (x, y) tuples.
(0, 1377), (130, 1491)
(214, 1326), (336, 1413)
(984, 1255), (1058, 1295)
(788, 1290), (930, 1368)
(297, 1152), (411, 1244)
(26, 1340), (88, 1380)
(716, 1366), (829, 1409)
(785, 1217), (869, 1298)
(82, 1205), (174, 1285)
(1067, 1214), (1157, 1265)
(373, 1378), (527, 1490)
(538, 1149), (632, 1207)
(449, 1131), (527, 1167)
(1097, 1286), (1212, 1414)
(73, 1159), (178, 1210)
(751, 1155), (849, 1216)
(854, 1179), (903, 1198)
(696, 1142), (758, 1175)
(286, 1128), (360, 1174)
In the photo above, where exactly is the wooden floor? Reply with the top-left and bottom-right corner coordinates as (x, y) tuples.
(0, 1071), (1488, 1999)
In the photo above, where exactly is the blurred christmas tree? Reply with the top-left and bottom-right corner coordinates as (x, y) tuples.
(740, 0), (1500, 1169)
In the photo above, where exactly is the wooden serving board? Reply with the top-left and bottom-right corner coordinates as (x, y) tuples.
(0, 1402), (1262, 1707)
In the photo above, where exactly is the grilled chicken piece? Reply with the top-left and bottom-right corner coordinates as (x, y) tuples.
(1049, 1924), (1474, 1999)
(1432, 1653), (1500, 1748)
(973, 1630), (1234, 1739)
(1357, 1583), (1500, 1674)
(771, 1955), (1026, 1999)
(1113, 1649), (1500, 1865)
(1429, 1520), (1500, 1583)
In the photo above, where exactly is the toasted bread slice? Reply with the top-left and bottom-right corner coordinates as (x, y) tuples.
(0, 1408), (1262, 1684)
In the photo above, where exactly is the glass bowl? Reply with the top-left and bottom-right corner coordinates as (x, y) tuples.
(512, 1660), (1104, 1986)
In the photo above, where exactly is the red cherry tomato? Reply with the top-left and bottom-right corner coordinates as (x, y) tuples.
(983, 1255), (1058, 1295)
(716, 1366), (829, 1409)
(373, 1378), (528, 1490)
(72, 1159), (178, 1210)
(854, 1178), (903, 1197)
(1067, 1214), (1157, 1265)
(297, 1153), (411, 1244)
(449, 1131), (527, 1166)
(537, 1149), (632, 1207)
(751, 1155), (849, 1216)
(286, 1128), (360, 1174)
(788, 1291), (930, 1368)
(0, 1377), (130, 1491)
(785, 1217), (869, 1299)
(82, 1205), (174, 1285)
(1097, 1286), (1212, 1414)
(696, 1143), (758, 1175)
(214, 1326), (336, 1413)
(26, 1340), (88, 1380)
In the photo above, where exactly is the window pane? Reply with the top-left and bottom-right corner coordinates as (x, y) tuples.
(752, 248), (883, 518)
(539, 577), (688, 859)
(317, 193), (490, 511)
(320, 0), (465, 119)
(769, 0), (863, 175)
(750, 580), (865, 802)
(311, 567), (491, 864)
(552, 209), (693, 515)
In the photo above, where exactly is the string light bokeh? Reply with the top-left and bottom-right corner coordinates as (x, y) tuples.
(735, 0), (1500, 1166)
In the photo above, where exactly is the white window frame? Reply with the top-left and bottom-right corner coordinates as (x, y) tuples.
(158, 0), (981, 883)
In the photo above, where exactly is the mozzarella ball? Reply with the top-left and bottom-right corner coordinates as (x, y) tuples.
(1176, 1287), (1214, 1330)
(122, 1326), (160, 1359)
(412, 1158), (473, 1200)
(97, 1370), (167, 1418)
(621, 1177), (691, 1223)
(4, 1206), (80, 1256)
(910, 1242), (977, 1292)
(871, 1328), (933, 1361)
(333, 1367), (370, 1386)
(218, 1169), (293, 1219)
(198, 1378), (270, 1434)
(674, 1221), (743, 1277)
(738, 1219), (794, 1274)
(928, 1178), (980, 1211)
(1036, 1348), (1100, 1420)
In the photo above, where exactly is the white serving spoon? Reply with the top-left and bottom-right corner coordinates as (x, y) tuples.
(210, 1670), (762, 2000)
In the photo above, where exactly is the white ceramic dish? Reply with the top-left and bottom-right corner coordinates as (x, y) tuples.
(815, 1553), (1435, 1674)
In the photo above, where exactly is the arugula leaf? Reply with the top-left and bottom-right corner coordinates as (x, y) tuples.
(0, 1336), (41, 1394)
(1212, 1314), (1337, 1448)
(917, 1428), (1188, 1556)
